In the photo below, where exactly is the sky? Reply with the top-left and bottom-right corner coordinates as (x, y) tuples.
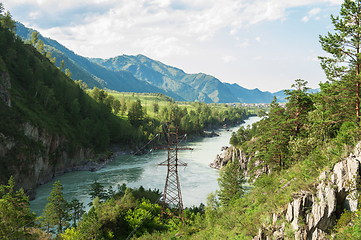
(2, 0), (344, 92)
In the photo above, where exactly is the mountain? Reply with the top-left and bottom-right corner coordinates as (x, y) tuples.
(90, 54), (239, 103)
(15, 22), (184, 101)
(16, 22), (293, 103)
(224, 83), (276, 103)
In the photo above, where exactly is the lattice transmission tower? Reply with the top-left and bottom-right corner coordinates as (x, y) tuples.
(157, 110), (192, 223)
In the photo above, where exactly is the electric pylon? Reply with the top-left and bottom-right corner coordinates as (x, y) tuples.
(157, 110), (192, 223)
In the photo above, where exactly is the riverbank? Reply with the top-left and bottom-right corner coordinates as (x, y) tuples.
(30, 115), (257, 201)
(30, 116), (261, 216)
(76, 115), (256, 172)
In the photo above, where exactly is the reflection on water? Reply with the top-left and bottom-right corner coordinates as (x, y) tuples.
(30, 116), (260, 216)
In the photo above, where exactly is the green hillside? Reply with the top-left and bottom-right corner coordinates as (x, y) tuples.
(0, 21), (140, 188)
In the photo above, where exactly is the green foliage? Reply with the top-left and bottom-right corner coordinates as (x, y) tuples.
(88, 180), (109, 206)
(336, 121), (358, 146)
(217, 160), (246, 206)
(0, 4), (16, 33)
(124, 198), (162, 237)
(0, 176), (36, 239)
(68, 199), (85, 228)
(59, 184), (165, 240)
(319, 0), (361, 125)
(41, 181), (69, 234)
(128, 99), (144, 127)
(0, 19), (139, 187)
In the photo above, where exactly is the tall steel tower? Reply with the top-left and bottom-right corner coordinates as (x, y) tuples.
(158, 110), (191, 223)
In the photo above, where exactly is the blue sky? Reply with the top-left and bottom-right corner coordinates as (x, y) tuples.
(3, 0), (343, 92)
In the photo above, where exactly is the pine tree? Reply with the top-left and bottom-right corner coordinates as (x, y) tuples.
(42, 181), (69, 234)
(284, 79), (314, 137)
(0, 4), (16, 33)
(319, 0), (361, 127)
(68, 199), (85, 228)
(88, 181), (108, 206)
(254, 97), (291, 169)
(217, 159), (246, 206)
(0, 176), (36, 239)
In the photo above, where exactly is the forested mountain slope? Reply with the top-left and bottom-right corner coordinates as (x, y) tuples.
(0, 22), (137, 198)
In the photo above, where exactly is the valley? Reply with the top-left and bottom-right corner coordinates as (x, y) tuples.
(2, 0), (361, 239)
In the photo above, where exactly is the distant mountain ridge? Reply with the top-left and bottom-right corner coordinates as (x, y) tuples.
(16, 22), (299, 103)
(15, 22), (184, 101)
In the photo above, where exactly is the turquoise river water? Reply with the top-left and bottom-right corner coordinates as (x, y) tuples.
(30, 116), (260, 216)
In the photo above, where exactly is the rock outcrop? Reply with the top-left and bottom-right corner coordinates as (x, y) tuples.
(253, 143), (361, 240)
(209, 146), (270, 179)
(0, 122), (96, 200)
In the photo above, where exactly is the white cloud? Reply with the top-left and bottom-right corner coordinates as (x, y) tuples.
(309, 8), (321, 16)
(302, 16), (310, 22)
(302, 7), (321, 22)
(132, 36), (190, 58)
(237, 38), (249, 48)
(29, 11), (41, 19)
(3, 0), (345, 64)
(222, 55), (236, 63)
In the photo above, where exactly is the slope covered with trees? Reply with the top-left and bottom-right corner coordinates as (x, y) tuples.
(0, 7), (143, 194)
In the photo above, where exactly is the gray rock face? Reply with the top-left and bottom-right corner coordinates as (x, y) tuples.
(253, 142), (361, 240)
(209, 146), (270, 180)
(0, 122), (95, 200)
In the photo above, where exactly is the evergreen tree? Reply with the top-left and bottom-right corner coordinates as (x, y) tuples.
(88, 181), (108, 206)
(284, 79), (314, 137)
(0, 4), (16, 33)
(0, 176), (36, 239)
(42, 181), (69, 234)
(253, 97), (290, 168)
(217, 160), (246, 206)
(68, 199), (85, 228)
(319, 0), (361, 126)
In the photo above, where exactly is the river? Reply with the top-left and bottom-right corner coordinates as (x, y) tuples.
(30, 116), (260, 216)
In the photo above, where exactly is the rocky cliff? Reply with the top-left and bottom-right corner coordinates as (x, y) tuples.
(211, 144), (361, 239)
(209, 145), (270, 180)
(252, 143), (361, 240)
(0, 122), (95, 200)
